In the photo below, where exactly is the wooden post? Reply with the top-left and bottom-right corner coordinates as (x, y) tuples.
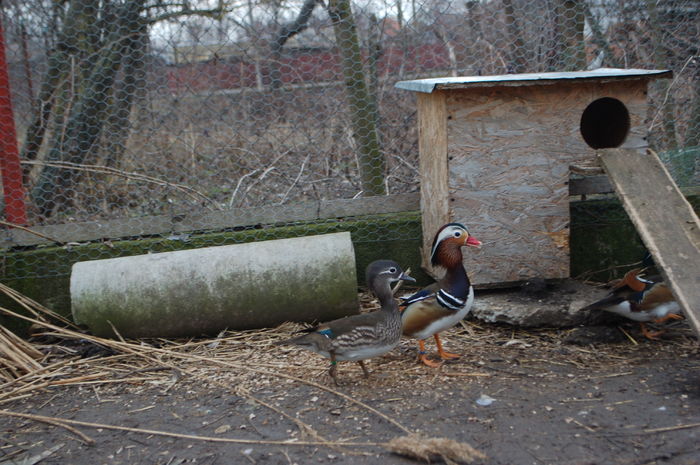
(417, 92), (449, 273)
(599, 148), (700, 339)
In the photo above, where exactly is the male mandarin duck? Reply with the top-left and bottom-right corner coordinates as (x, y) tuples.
(401, 223), (481, 367)
(277, 260), (414, 384)
(581, 268), (682, 340)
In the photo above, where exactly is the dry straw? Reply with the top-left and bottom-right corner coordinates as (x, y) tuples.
(2, 279), (694, 462)
(0, 283), (488, 463)
(0, 324), (43, 381)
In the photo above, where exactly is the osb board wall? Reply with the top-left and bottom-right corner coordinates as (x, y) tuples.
(437, 80), (649, 285)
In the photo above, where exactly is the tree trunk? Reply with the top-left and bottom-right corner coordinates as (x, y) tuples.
(433, 25), (458, 76)
(645, 0), (678, 151)
(102, 20), (148, 168)
(326, 0), (385, 196)
(31, 0), (145, 216)
(582, 2), (621, 68)
(269, 0), (317, 89)
(503, 0), (527, 73)
(556, 0), (586, 71)
(20, 0), (98, 184)
(368, 14), (383, 135)
(685, 75), (700, 148)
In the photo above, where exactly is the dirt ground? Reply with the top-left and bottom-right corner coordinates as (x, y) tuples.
(1, 281), (699, 465)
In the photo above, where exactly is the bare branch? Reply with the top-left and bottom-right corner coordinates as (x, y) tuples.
(145, 2), (234, 24)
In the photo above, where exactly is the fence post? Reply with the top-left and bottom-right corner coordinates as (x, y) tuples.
(0, 15), (27, 225)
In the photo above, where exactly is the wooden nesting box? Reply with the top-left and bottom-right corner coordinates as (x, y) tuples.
(396, 68), (671, 286)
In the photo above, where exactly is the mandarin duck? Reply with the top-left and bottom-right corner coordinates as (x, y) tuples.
(401, 223), (481, 367)
(581, 268), (682, 340)
(277, 259), (414, 384)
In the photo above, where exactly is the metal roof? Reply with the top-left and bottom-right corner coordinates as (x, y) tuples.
(394, 68), (672, 93)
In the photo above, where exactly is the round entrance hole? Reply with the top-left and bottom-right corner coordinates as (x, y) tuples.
(579, 97), (630, 149)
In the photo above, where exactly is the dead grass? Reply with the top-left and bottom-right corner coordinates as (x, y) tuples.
(39, 89), (419, 225)
(0, 325), (43, 381)
(386, 434), (487, 464)
(1, 282), (696, 402)
(0, 284), (488, 460)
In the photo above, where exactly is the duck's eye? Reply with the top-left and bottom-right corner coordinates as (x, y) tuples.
(389, 267), (397, 273)
(454, 231), (462, 237)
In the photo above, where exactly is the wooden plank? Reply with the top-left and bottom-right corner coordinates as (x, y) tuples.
(599, 148), (700, 338)
(317, 194), (420, 218)
(432, 75), (671, 91)
(0, 193), (420, 248)
(396, 69), (672, 93)
(567, 176), (700, 197)
(569, 175), (614, 195)
(417, 91), (450, 274)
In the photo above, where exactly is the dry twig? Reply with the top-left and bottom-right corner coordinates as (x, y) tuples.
(0, 220), (64, 245)
(21, 160), (217, 208)
(0, 409), (380, 448)
(0, 410), (486, 463)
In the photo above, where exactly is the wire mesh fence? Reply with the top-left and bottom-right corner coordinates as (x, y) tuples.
(0, 0), (698, 281)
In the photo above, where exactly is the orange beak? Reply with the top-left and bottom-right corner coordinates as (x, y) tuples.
(466, 235), (482, 248)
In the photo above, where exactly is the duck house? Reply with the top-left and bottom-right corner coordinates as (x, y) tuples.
(396, 68), (672, 286)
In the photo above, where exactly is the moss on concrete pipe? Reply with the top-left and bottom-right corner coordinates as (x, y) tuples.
(71, 232), (359, 338)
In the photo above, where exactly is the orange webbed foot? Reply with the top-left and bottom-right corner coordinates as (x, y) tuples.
(654, 313), (684, 324)
(640, 323), (665, 341)
(434, 334), (460, 360)
(417, 339), (442, 368)
(438, 350), (461, 360)
(418, 353), (443, 368)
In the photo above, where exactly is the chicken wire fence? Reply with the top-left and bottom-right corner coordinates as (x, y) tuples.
(0, 0), (698, 281)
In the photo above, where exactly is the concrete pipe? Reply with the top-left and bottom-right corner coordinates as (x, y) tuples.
(71, 232), (358, 338)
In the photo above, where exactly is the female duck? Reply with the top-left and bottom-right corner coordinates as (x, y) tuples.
(278, 260), (414, 384)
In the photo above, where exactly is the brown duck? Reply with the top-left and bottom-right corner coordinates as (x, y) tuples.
(401, 223), (481, 367)
(278, 259), (414, 384)
(581, 268), (682, 339)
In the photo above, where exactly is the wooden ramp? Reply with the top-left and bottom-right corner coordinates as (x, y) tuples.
(598, 148), (700, 339)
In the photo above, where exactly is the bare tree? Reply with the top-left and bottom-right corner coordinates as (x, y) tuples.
(556, 0), (585, 71)
(503, 0), (527, 73)
(31, 0), (146, 216)
(22, 0), (232, 217)
(270, 0), (318, 88)
(20, 0), (96, 184)
(327, 0), (385, 196)
(645, 0), (678, 151)
(583, 2), (621, 68)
